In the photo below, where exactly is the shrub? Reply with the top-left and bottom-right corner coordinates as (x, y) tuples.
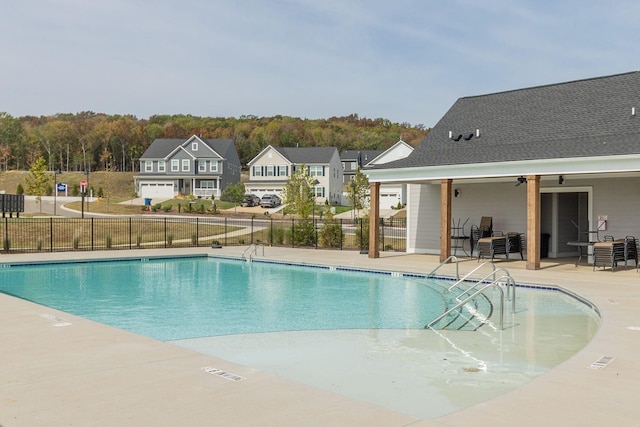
(319, 215), (343, 248)
(166, 234), (173, 246)
(292, 219), (316, 247)
(162, 204), (172, 212)
(16, 183), (24, 195)
(106, 234), (112, 248)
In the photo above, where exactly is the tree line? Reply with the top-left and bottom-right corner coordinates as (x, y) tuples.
(0, 112), (429, 173)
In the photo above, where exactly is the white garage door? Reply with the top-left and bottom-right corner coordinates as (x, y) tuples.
(140, 182), (174, 199)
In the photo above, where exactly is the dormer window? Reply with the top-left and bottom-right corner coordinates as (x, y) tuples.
(192, 142), (198, 151)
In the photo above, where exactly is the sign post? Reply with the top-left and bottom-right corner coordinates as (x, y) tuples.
(80, 179), (87, 218)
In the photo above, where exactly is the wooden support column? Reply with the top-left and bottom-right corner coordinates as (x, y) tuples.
(440, 179), (452, 262)
(368, 182), (380, 258)
(526, 175), (541, 270)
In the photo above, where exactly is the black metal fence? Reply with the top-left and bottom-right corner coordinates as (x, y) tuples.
(0, 216), (406, 254)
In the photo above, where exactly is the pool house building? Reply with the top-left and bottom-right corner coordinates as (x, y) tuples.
(365, 71), (640, 270)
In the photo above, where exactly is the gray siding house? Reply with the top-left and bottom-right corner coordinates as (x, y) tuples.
(366, 71), (640, 269)
(135, 135), (241, 199)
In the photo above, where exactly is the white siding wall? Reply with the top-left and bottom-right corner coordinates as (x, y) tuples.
(408, 177), (640, 257)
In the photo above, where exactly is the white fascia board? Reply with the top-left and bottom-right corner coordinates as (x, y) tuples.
(365, 154), (640, 183)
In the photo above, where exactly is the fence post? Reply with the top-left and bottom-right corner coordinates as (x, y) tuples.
(129, 217), (132, 249)
(164, 217), (167, 248)
(340, 219), (343, 250)
(251, 217), (254, 244)
(291, 218), (295, 248)
(381, 217), (385, 251)
(314, 217), (318, 249)
(50, 217), (54, 252)
(91, 218), (94, 251)
(224, 217), (228, 246)
(269, 217), (273, 246)
(196, 217), (199, 247)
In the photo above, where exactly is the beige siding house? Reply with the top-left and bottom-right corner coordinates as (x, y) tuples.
(246, 145), (343, 205)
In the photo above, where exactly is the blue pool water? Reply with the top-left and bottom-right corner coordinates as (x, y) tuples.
(0, 256), (452, 340)
(0, 255), (601, 420)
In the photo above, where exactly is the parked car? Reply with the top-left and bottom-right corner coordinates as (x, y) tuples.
(260, 194), (281, 208)
(241, 194), (260, 207)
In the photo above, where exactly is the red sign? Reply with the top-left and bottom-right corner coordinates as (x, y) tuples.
(80, 179), (87, 187)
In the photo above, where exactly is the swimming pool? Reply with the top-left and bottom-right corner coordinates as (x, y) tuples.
(0, 255), (600, 419)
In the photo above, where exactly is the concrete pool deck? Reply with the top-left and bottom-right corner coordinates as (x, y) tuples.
(1, 247), (639, 426)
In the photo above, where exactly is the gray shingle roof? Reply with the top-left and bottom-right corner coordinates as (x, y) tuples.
(273, 146), (338, 164)
(140, 138), (236, 160)
(387, 71), (640, 169)
(340, 150), (384, 165)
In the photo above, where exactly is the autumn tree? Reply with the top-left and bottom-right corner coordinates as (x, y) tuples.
(24, 156), (51, 213)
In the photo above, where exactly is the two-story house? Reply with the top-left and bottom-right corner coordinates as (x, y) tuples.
(245, 145), (343, 205)
(340, 149), (383, 185)
(135, 135), (241, 199)
(340, 140), (414, 208)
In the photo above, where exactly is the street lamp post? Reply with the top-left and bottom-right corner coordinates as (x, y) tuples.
(53, 170), (60, 216)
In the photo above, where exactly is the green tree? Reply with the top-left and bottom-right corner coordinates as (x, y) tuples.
(282, 164), (315, 219)
(24, 156), (51, 213)
(222, 182), (245, 205)
(347, 167), (370, 218)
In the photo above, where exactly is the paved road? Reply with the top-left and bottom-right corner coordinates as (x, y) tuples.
(23, 195), (98, 218)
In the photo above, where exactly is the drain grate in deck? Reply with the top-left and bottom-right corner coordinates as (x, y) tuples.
(201, 366), (245, 381)
(589, 356), (614, 369)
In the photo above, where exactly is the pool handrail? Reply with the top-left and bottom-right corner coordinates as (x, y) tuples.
(455, 267), (515, 303)
(447, 261), (496, 292)
(428, 255), (460, 280)
(426, 275), (512, 330)
(242, 243), (265, 262)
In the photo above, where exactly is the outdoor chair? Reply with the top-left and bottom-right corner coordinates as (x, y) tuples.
(593, 239), (626, 271)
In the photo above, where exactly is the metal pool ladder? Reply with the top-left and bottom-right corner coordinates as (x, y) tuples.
(241, 243), (265, 262)
(426, 262), (516, 331)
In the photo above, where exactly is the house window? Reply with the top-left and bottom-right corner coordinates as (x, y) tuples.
(192, 142), (198, 151)
(145, 161), (153, 172)
(308, 165), (324, 177)
(312, 186), (325, 197)
(199, 161), (207, 172)
(182, 159), (190, 172)
(158, 161), (166, 172)
(199, 181), (217, 189)
(171, 160), (179, 172)
(253, 165), (263, 177)
(210, 161), (218, 172)
(266, 165), (275, 176)
(278, 165), (288, 176)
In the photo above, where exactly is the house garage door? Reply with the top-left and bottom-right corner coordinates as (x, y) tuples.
(139, 182), (174, 199)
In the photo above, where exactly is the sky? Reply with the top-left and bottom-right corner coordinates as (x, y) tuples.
(1, 0), (638, 128)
